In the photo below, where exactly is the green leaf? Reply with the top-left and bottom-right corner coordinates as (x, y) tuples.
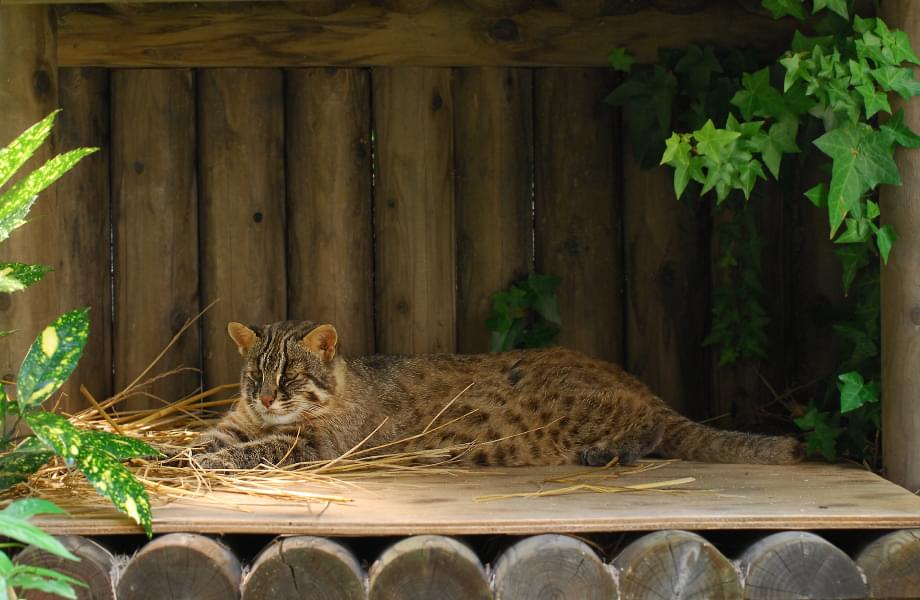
(1, 498), (65, 522)
(80, 430), (159, 460)
(608, 47), (636, 73)
(0, 501), (76, 561)
(856, 83), (891, 118)
(838, 371), (881, 413)
(755, 120), (800, 178)
(762, 0), (806, 19)
(732, 68), (787, 120)
(835, 243), (870, 294)
(813, 0), (847, 18)
(876, 224), (897, 263)
(7, 566), (82, 599)
(804, 183), (828, 208)
(15, 308), (89, 411)
(0, 147), (97, 244)
(0, 263), (52, 294)
(0, 111), (58, 191)
(694, 120), (741, 158)
(26, 413), (83, 465)
(870, 65), (920, 99)
(0, 439), (52, 490)
(882, 109), (920, 148)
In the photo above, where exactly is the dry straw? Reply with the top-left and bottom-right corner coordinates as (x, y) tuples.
(2, 308), (695, 516)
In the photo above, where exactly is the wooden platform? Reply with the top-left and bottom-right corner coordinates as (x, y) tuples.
(33, 462), (920, 536)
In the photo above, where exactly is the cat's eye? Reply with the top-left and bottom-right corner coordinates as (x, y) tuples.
(246, 371), (261, 383)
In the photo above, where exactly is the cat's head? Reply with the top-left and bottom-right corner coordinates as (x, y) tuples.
(227, 320), (340, 426)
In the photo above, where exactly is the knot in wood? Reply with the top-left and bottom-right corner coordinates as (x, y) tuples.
(490, 18), (520, 41)
(431, 91), (443, 111)
(911, 305), (920, 326)
(32, 68), (53, 98)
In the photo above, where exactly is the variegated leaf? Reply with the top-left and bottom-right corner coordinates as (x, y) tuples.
(0, 438), (52, 491)
(0, 147), (97, 243)
(25, 413), (83, 466)
(0, 262), (51, 293)
(0, 111), (58, 190)
(81, 430), (159, 460)
(16, 308), (89, 411)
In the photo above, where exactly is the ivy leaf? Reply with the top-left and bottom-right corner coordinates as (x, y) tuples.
(15, 308), (89, 411)
(762, 0), (806, 19)
(0, 438), (52, 491)
(674, 44), (723, 93)
(835, 243), (869, 294)
(888, 28), (920, 66)
(870, 66), (920, 99)
(838, 371), (880, 413)
(805, 183), (828, 208)
(756, 120), (800, 178)
(882, 109), (920, 148)
(608, 47), (636, 73)
(780, 53), (802, 92)
(0, 263), (52, 294)
(813, 0), (847, 18)
(694, 119), (741, 158)
(732, 68), (787, 121)
(856, 83), (891, 118)
(876, 224), (897, 263)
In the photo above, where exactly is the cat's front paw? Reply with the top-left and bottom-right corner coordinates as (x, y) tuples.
(193, 452), (237, 470)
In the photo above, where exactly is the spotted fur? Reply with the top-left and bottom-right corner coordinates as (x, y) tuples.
(191, 320), (803, 469)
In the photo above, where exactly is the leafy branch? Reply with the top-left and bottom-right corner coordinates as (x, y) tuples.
(486, 273), (562, 352)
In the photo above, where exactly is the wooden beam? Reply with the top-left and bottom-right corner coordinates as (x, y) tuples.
(492, 534), (616, 600)
(880, 0), (920, 492)
(242, 536), (365, 600)
(738, 531), (866, 599)
(368, 535), (490, 600)
(54, 2), (797, 68)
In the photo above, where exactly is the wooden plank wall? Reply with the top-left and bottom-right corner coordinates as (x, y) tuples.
(41, 64), (813, 422)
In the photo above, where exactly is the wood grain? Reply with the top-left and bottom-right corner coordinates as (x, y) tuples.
(856, 529), (920, 599)
(242, 536), (365, 600)
(47, 69), (113, 412)
(880, 0), (920, 493)
(368, 535), (490, 600)
(111, 69), (200, 409)
(15, 535), (115, 600)
(454, 67), (533, 353)
(286, 67), (374, 357)
(198, 69), (286, 390)
(30, 463), (920, 535)
(0, 6), (59, 402)
(116, 533), (241, 600)
(613, 530), (741, 600)
(54, 2), (798, 68)
(492, 534), (616, 600)
(534, 67), (621, 362)
(738, 531), (866, 600)
(623, 155), (708, 417)
(373, 67), (455, 354)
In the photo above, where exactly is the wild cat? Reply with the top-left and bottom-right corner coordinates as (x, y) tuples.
(191, 320), (803, 469)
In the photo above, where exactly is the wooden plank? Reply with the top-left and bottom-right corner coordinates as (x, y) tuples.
(454, 67), (533, 353)
(880, 0), (920, 492)
(738, 531), (866, 600)
(373, 67), (455, 354)
(0, 6), (59, 403)
(14, 535), (115, 600)
(54, 2), (798, 68)
(53, 68), (113, 411)
(242, 536), (365, 600)
(534, 67), (621, 362)
(116, 533), (241, 600)
(856, 529), (920, 599)
(111, 69), (199, 409)
(199, 68), (286, 390)
(623, 156), (708, 417)
(31, 463), (920, 535)
(613, 530), (741, 599)
(286, 68), (374, 356)
(492, 534), (616, 600)
(368, 535), (490, 600)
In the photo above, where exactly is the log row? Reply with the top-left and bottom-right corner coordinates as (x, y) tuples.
(13, 529), (920, 599)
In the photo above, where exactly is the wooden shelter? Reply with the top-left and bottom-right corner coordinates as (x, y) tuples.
(2, 0), (920, 597)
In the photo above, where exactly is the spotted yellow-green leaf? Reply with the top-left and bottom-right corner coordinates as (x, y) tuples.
(0, 146), (97, 243)
(80, 430), (159, 460)
(25, 413), (83, 466)
(0, 111), (58, 190)
(0, 438), (52, 491)
(0, 498), (76, 561)
(0, 263), (52, 293)
(77, 448), (152, 536)
(16, 308), (89, 411)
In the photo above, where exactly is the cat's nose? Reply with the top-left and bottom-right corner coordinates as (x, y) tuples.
(260, 394), (274, 408)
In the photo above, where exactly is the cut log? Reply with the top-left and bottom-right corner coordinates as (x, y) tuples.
(242, 536), (364, 600)
(111, 69), (200, 409)
(493, 534), (617, 600)
(454, 67), (533, 353)
(856, 529), (920, 599)
(738, 531), (866, 600)
(198, 68), (286, 390)
(613, 530), (741, 599)
(534, 67), (621, 363)
(286, 67), (374, 356)
(116, 533), (241, 600)
(373, 67), (456, 355)
(368, 535), (490, 600)
(15, 535), (115, 600)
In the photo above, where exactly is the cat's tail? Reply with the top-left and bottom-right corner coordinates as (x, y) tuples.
(656, 413), (803, 464)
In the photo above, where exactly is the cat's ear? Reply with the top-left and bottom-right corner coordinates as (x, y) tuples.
(227, 322), (259, 355)
(302, 324), (338, 362)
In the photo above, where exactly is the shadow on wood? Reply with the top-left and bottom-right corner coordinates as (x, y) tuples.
(493, 533), (617, 599)
(15, 535), (115, 600)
